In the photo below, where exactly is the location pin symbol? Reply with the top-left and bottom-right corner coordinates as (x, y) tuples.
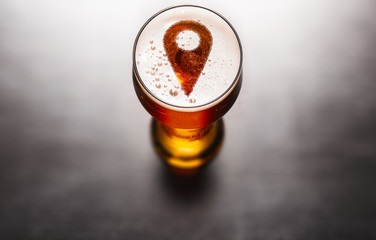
(163, 20), (213, 96)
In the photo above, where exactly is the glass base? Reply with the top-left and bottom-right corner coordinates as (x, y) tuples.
(151, 118), (224, 173)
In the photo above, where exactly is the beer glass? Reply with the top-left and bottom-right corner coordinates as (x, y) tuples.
(133, 5), (242, 172)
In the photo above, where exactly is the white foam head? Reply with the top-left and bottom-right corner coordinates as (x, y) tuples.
(134, 6), (241, 107)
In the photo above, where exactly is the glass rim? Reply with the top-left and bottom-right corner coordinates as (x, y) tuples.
(133, 5), (243, 112)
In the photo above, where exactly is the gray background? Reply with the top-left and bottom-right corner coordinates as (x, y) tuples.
(1, 0), (376, 239)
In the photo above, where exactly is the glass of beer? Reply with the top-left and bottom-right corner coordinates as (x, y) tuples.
(133, 5), (242, 172)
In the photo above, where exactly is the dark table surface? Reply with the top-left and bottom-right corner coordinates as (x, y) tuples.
(1, 0), (376, 239)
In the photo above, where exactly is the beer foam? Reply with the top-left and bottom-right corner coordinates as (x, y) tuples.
(176, 30), (200, 51)
(135, 6), (241, 107)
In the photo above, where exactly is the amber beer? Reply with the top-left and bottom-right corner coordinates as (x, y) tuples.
(133, 5), (242, 171)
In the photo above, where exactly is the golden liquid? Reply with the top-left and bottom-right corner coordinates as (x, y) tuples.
(151, 118), (224, 173)
(133, 69), (241, 172)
